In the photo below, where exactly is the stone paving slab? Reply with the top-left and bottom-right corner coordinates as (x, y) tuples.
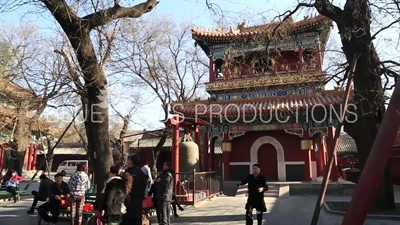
(1, 195), (399, 225)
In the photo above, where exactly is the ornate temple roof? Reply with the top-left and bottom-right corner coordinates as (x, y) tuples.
(172, 89), (351, 118)
(192, 15), (332, 42)
(0, 80), (37, 100)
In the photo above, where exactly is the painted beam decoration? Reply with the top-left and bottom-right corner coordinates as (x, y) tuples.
(209, 32), (319, 57)
(284, 128), (304, 137)
(200, 119), (339, 133)
(210, 85), (323, 100)
(205, 73), (325, 91)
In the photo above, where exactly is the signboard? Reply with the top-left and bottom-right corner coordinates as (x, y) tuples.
(215, 87), (311, 100)
(201, 119), (339, 133)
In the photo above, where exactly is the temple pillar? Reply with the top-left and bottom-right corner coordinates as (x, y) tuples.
(171, 116), (180, 176)
(224, 54), (230, 79)
(32, 145), (38, 170)
(194, 125), (200, 147)
(202, 132), (209, 171)
(27, 143), (32, 170)
(209, 137), (215, 171)
(298, 45), (303, 71)
(316, 43), (323, 70)
(327, 126), (338, 181)
(0, 146), (4, 170)
(209, 56), (215, 82)
(302, 129), (312, 181)
(222, 132), (231, 180)
(317, 137), (325, 176)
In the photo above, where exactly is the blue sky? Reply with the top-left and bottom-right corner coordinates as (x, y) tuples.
(1, 0), (397, 130)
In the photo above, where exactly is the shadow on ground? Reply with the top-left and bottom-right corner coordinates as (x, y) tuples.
(172, 214), (244, 223)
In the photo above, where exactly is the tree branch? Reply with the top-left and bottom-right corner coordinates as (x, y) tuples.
(371, 19), (400, 40)
(82, 0), (159, 30)
(314, 0), (342, 24)
(41, 0), (81, 32)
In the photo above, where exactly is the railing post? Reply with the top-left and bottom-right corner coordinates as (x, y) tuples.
(192, 169), (196, 205)
(210, 172), (212, 195)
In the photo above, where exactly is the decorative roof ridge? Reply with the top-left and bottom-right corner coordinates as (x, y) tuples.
(172, 89), (352, 106)
(191, 14), (330, 35)
(205, 72), (326, 84)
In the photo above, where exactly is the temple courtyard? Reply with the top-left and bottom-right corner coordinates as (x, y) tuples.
(1, 193), (399, 225)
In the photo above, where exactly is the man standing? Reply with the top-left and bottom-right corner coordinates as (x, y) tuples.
(121, 155), (148, 225)
(156, 162), (174, 225)
(141, 160), (153, 190)
(27, 174), (54, 214)
(237, 163), (268, 225)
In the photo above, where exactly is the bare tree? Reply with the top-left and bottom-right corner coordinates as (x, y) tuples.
(112, 15), (208, 171)
(0, 0), (161, 189)
(0, 24), (70, 174)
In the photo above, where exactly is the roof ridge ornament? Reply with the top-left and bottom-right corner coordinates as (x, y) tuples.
(237, 22), (246, 32)
(229, 26), (240, 35)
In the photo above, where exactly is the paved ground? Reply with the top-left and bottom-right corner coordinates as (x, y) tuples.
(1, 195), (399, 225)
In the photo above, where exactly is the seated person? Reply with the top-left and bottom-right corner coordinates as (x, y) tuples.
(38, 173), (70, 224)
(1, 169), (23, 203)
(27, 174), (54, 214)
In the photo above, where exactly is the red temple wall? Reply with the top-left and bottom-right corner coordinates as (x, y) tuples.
(229, 130), (305, 163)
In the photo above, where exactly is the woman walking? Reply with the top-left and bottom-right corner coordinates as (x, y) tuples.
(101, 165), (133, 225)
(68, 162), (91, 225)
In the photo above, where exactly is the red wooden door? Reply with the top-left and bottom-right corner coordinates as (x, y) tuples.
(258, 143), (278, 181)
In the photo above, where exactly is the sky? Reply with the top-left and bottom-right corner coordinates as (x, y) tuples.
(1, 0), (398, 131)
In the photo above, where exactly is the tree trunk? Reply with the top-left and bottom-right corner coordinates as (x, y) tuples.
(118, 116), (130, 163)
(152, 133), (168, 173)
(45, 138), (54, 172)
(340, 1), (395, 209)
(83, 86), (112, 195)
(67, 29), (113, 194)
(12, 104), (30, 175)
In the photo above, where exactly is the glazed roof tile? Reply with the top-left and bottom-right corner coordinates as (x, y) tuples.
(192, 15), (331, 41)
(172, 90), (351, 117)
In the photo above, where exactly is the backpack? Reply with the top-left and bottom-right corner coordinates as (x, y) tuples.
(142, 214), (151, 225)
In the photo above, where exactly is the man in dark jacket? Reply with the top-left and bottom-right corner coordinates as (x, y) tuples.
(237, 163), (268, 225)
(38, 173), (70, 224)
(156, 161), (174, 225)
(27, 174), (54, 214)
(121, 155), (148, 225)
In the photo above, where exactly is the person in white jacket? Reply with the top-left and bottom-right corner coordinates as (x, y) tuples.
(141, 161), (153, 190)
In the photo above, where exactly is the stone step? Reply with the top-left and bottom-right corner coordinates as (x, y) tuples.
(243, 185), (280, 198)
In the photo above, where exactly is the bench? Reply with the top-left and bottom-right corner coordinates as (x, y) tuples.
(0, 184), (26, 202)
(37, 193), (97, 225)
(37, 208), (97, 225)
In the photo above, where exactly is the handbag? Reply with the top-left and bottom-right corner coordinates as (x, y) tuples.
(142, 196), (153, 209)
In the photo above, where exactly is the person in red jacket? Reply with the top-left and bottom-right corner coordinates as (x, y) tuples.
(1, 170), (23, 202)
